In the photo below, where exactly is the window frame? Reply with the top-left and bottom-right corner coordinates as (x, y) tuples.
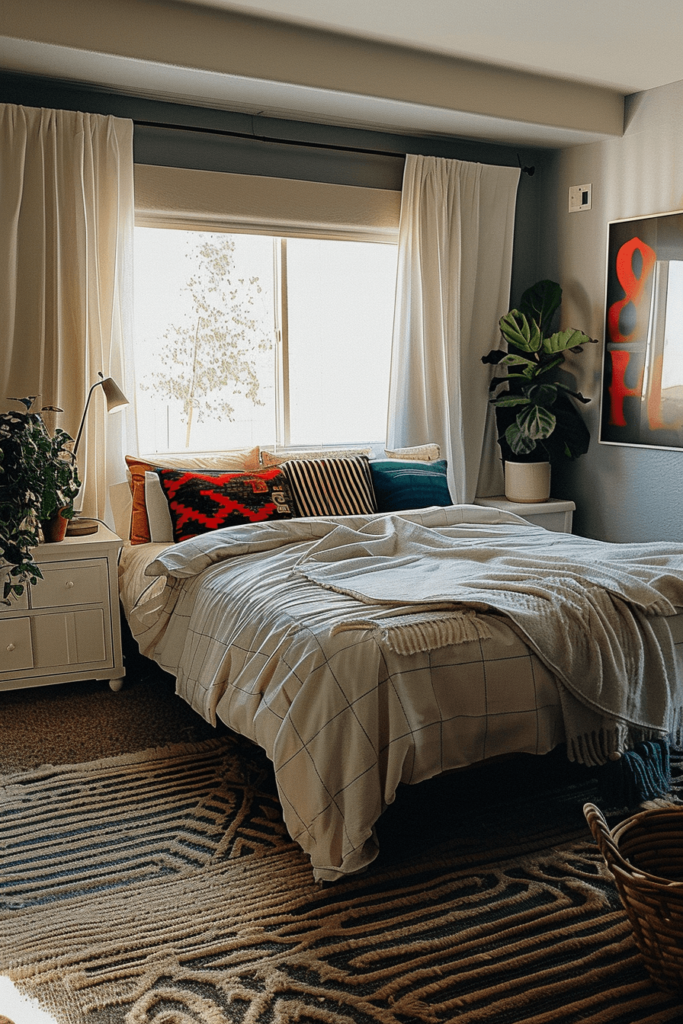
(134, 167), (399, 452)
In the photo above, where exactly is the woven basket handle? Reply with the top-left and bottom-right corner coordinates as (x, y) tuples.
(583, 802), (628, 872)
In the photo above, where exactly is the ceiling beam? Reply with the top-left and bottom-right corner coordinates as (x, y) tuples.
(3, 0), (624, 138)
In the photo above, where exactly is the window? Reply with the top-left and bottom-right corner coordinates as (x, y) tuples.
(133, 227), (398, 453)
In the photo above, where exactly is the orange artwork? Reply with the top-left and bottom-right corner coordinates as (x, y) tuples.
(607, 236), (656, 346)
(601, 211), (683, 449)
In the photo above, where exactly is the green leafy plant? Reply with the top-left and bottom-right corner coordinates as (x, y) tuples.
(482, 280), (598, 463)
(0, 398), (80, 601)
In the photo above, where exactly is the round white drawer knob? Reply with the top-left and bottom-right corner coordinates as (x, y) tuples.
(7, 643), (15, 652)
(65, 581), (75, 589)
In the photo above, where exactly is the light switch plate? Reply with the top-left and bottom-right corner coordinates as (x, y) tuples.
(569, 183), (592, 212)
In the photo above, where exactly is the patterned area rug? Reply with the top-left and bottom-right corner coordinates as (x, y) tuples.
(1, 736), (682, 1024)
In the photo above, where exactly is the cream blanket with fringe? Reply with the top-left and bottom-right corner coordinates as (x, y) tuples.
(294, 516), (683, 764)
(330, 608), (493, 653)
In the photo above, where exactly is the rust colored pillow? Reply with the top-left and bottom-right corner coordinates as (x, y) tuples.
(125, 457), (156, 545)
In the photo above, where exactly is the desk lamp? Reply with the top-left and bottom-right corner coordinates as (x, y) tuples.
(66, 372), (129, 536)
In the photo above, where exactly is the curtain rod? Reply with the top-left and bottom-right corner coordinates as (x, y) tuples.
(134, 119), (405, 159)
(134, 118), (535, 174)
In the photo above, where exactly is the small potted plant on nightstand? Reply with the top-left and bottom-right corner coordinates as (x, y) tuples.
(0, 397), (80, 601)
(482, 280), (598, 502)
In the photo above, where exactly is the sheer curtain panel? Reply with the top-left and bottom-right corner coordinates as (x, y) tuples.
(0, 104), (136, 523)
(386, 155), (520, 502)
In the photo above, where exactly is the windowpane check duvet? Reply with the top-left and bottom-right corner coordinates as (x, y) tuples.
(120, 506), (683, 880)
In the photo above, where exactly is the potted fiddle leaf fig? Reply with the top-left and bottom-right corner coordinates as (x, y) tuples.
(481, 280), (598, 501)
(0, 398), (80, 601)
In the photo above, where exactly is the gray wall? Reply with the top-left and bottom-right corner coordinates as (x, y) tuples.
(540, 79), (683, 542)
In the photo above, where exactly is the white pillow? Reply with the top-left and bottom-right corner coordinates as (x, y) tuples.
(384, 443), (441, 461)
(144, 472), (174, 543)
(262, 447), (372, 466)
(140, 446), (260, 471)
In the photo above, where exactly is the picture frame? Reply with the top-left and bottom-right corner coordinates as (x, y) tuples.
(600, 209), (683, 450)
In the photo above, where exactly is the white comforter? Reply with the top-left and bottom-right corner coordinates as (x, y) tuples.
(121, 505), (683, 881)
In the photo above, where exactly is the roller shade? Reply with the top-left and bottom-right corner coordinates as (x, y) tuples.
(134, 163), (400, 242)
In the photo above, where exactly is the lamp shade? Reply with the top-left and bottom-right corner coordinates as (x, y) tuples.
(100, 376), (128, 412)
(73, 373), (129, 454)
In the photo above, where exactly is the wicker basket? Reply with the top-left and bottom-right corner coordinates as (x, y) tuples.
(584, 803), (683, 992)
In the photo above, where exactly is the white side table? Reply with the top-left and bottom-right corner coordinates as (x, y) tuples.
(0, 525), (125, 693)
(474, 496), (575, 534)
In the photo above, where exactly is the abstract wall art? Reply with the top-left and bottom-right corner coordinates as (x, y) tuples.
(601, 210), (683, 450)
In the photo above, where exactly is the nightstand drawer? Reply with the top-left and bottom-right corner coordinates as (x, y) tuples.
(32, 609), (107, 668)
(31, 560), (107, 608)
(0, 618), (34, 672)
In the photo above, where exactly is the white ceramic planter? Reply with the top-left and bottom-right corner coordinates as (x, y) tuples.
(504, 461), (551, 503)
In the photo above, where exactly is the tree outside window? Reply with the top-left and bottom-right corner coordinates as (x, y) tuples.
(139, 235), (272, 449)
(134, 228), (397, 452)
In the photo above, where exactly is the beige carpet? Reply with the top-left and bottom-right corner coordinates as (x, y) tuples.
(2, 727), (683, 1024)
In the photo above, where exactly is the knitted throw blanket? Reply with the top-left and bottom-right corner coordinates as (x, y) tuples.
(295, 515), (683, 765)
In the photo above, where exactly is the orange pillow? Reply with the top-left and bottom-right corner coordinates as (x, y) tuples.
(125, 457), (158, 545)
(125, 447), (261, 544)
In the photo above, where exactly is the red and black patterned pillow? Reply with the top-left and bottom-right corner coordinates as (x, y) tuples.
(155, 467), (294, 542)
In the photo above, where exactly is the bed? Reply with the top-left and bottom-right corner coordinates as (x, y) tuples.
(116, 456), (683, 881)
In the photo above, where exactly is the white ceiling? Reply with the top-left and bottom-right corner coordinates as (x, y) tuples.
(181, 0), (683, 94)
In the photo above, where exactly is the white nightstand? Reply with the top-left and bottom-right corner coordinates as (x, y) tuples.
(0, 525), (125, 693)
(474, 496), (575, 533)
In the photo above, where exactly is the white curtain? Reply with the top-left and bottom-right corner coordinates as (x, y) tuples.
(0, 104), (137, 524)
(386, 155), (520, 502)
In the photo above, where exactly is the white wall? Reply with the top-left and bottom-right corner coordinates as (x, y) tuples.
(543, 79), (683, 542)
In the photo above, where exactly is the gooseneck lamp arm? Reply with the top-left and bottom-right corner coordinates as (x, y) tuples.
(73, 378), (102, 455)
(73, 372), (129, 455)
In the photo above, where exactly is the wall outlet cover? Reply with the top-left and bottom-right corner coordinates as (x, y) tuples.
(569, 183), (592, 212)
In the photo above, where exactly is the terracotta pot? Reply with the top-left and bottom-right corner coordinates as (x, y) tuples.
(504, 461), (551, 503)
(41, 508), (70, 543)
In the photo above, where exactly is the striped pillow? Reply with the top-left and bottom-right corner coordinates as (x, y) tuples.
(281, 455), (377, 517)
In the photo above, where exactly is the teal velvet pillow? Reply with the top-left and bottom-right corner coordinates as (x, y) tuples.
(369, 459), (452, 512)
